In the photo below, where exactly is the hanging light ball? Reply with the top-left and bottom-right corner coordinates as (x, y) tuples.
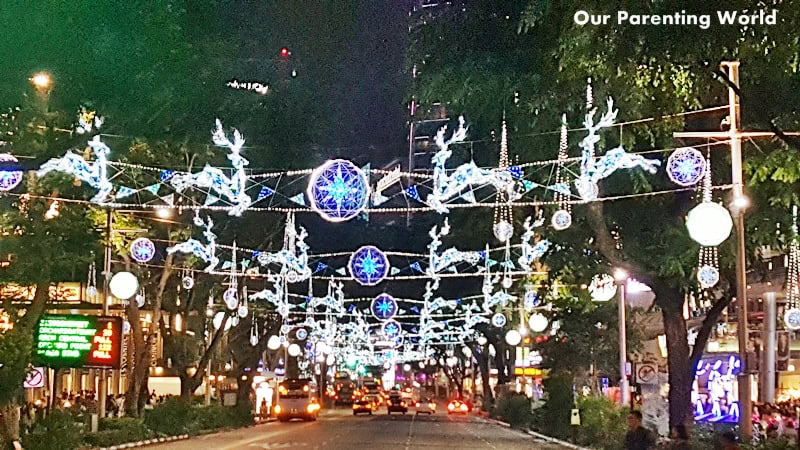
(493, 220), (514, 243)
(326, 354), (335, 366)
(505, 329), (522, 346)
(223, 288), (238, 310)
(418, 361), (426, 369)
(182, 276), (195, 290)
(491, 313), (507, 328)
(109, 272), (139, 300)
(524, 290), (539, 310)
(87, 285), (98, 299)
(287, 343), (302, 357)
(129, 237), (156, 263)
(667, 147), (706, 186)
(528, 313), (549, 333)
(307, 159), (370, 222)
(551, 209), (572, 231)
(697, 265), (720, 289)
(212, 312), (233, 331)
(238, 304), (248, 318)
(250, 335), (259, 346)
(403, 363), (412, 372)
(686, 202), (733, 246)
(501, 277), (513, 289)
(477, 336), (488, 346)
(0, 154), (23, 192)
(267, 335), (282, 350)
(295, 328), (308, 341)
(589, 274), (617, 302)
(135, 293), (145, 308)
(784, 308), (800, 331)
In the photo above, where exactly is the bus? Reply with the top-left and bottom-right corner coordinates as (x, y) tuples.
(274, 378), (320, 422)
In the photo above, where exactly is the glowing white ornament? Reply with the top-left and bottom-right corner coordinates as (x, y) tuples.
(551, 209), (572, 230)
(250, 335), (259, 346)
(697, 265), (720, 289)
(784, 308), (800, 331)
(326, 354), (335, 366)
(317, 342), (330, 354)
(685, 202), (733, 246)
(493, 220), (514, 243)
(109, 272), (138, 300)
(419, 361), (426, 369)
(462, 347), (472, 357)
(135, 294), (145, 308)
(287, 343), (302, 357)
(223, 288), (238, 310)
(403, 363), (412, 372)
(267, 335), (281, 350)
(212, 312), (233, 331)
(182, 276), (194, 290)
(528, 313), (549, 332)
(505, 329), (522, 346)
(129, 237), (156, 263)
(238, 304), (248, 318)
(589, 274), (617, 302)
(477, 336), (488, 346)
(501, 277), (513, 289)
(667, 147), (706, 186)
(491, 313), (507, 328)
(523, 290), (539, 310)
(296, 328), (308, 340)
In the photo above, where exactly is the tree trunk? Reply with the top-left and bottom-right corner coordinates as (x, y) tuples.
(0, 403), (20, 447)
(661, 298), (692, 428)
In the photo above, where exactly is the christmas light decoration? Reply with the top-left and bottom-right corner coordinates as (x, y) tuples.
(309, 280), (345, 317)
(493, 120), (514, 242)
(667, 147), (706, 186)
(349, 245), (390, 286)
(426, 218), (480, 279)
(785, 205), (799, 330)
(37, 135), (113, 204)
(170, 120), (252, 216)
(518, 215), (549, 270)
(250, 274), (292, 318)
(307, 159), (370, 222)
(257, 213), (311, 282)
(371, 293), (398, 321)
(528, 313), (549, 332)
(0, 154), (23, 191)
(686, 203), (733, 247)
(505, 329), (522, 346)
(109, 272), (138, 300)
(491, 313), (507, 328)
(167, 214), (219, 273)
(382, 320), (402, 338)
(129, 237), (156, 263)
(76, 107), (103, 134)
(589, 274), (617, 302)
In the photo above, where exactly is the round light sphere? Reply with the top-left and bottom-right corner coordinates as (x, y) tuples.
(403, 363), (411, 372)
(295, 328), (308, 341)
(697, 265), (720, 289)
(307, 159), (370, 222)
(135, 294), (145, 308)
(223, 288), (238, 310)
(182, 276), (194, 290)
(501, 277), (513, 289)
(785, 308), (800, 330)
(0, 154), (23, 192)
(528, 313), (549, 333)
(477, 336), (488, 346)
(382, 320), (402, 338)
(212, 312), (233, 331)
(505, 329), (522, 346)
(287, 343), (302, 357)
(349, 246), (390, 286)
(419, 361), (426, 369)
(667, 147), (706, 186)
(462, 346), (472, 357)
(267, 335), (282, 350)
(326, 354), (335, 366)
(493, 220), (514, 243)
(250, 335), (259, 346)
(589, 274), (617, 302)
(238, 304), (248, 318)
(491, 313), (507, 328)
(524, 290), (540, 310)
(686, 202), (733, 246)
(551, 209), (572, 231)
(129, 237), (156, 263)
(109, 272), (139, 300)
(371, 293), (398, 320)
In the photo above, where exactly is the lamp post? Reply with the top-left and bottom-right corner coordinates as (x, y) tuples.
(613, 268), (629, 407)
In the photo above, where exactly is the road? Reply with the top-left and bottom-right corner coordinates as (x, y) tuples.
(147, 407), (570, 450)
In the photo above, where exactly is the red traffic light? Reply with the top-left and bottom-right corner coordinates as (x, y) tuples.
(280, 47), (290, 57)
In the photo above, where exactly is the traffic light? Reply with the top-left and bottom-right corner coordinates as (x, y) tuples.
(280, 47), (290, 58)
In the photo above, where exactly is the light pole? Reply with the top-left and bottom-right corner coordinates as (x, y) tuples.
(613, 268), (629, 407)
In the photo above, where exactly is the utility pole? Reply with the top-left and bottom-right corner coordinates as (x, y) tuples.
(673, 61), (800, 441)
(98, 209), (112, 420)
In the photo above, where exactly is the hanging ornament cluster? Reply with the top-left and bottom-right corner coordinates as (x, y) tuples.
(695, 153), (721, 289)
(371, 293), (398, 321)
(552, 114), (572, 230)
(492, 119), (514, 243)
(785, 206), (800, 330)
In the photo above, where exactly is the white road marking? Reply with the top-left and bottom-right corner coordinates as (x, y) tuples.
(218, 422), (315, 450)
(404, 411), (417, 450)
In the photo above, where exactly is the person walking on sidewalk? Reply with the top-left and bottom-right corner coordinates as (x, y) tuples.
(624, 411), (656, 450)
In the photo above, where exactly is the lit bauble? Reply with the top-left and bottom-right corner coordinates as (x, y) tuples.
(0, 154), (23, 192)
(307, 159), (370, 222)
(212, 312), (233, 331)
(551, 209), (572, 231)
(267, 335), (281, 350)
(528, 313), (549, 332)
(135, 294), (145, 308)
(686, 202), (733, 246)
(403, 363), (411, 372)
(785, 308), (800, 330)
(295, 328), (308, 340)
(697, 265), (720, 289)
(523, 290), (539, 310)
(223, 288), (238, 310)
(667, 147), (706, 186)
(109, 272), (138, 300)
(589, 274), (617, 302)
(477, 336), (488, 346)
(182, 276), (194, 290)
(501, 277), (513, 289)
(287, 343), (302, 357)
(129, 237), (156, 263)
(382, 320), (402, 338)
(491, 313), (507, 328)
(250, 335), (259, 346)
(349, 246), (390, 286)
(326, 354), (335, 366)
(237, 304), (248, 318)
(505, 329), (522, 346)
(371, 293), (398, 320)
(493, 220), (514, 243)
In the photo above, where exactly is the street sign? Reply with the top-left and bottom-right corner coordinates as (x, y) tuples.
(636, 363), (658, 384)
(23, 367), (45, 389)
(34, 315), (122, 369)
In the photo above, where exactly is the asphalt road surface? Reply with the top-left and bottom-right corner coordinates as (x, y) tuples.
(147, 407), (570, 450)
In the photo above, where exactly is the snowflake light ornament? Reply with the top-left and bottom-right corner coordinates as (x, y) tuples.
(0, 154), (23, 192)
(697, 265), (720, 289)
(371, 293), (398, 321)
(491, 313), (507, 328)
(667, 147), (706, 186)
(551, 209), (572, 231)
(382, 320), (402, 338)
(130, 237), (156, 263)
(307, 159), (370, 222)
(349, 245), (390, 286)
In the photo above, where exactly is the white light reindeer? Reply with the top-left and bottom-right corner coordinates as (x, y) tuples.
(166, 213), (219, 273)
(575, 99), (661, 201)
(171, 119), (252, 215)
(517, 215), (550, 271)
(427, 116), (519, 213)
(256, 214), (311, 283)
(308, 280), (345, 317)
(250, 273), (293, 318)
(37, 135), (113, 204)
(426, 218), (480, 279)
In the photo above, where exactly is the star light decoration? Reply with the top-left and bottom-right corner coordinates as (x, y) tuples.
(129, 237), (156, 263)
(0, 154), (23, 192)
(667, 147), (706, 186)
(307, 159), (370, 222)
(371, 293), (398, 321)
(491, 313), (507, 328)
(349, 245), (390, 286)
(382, 320), (402, 338)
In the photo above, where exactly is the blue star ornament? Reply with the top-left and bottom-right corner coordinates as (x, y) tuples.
(349, 245), (390, 286)
(667, 147), (706, 187)
(307, 159), (370, 222)
(382, 320), (402, 338)
(371, 293), (398, 320)
(130, 237), (156, 263)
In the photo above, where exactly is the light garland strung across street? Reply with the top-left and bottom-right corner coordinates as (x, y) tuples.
(225, 79), (269, 95)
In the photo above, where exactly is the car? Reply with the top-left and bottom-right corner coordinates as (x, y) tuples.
(415, 398), (436, 415)
(364, 394), (382, 409)
(447, 399), (470, 414)
(386, 395), (408, 415)
(352, 399), (374, 416)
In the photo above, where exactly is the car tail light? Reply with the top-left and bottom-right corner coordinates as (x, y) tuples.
(448, 403), (455, 411)
(460, 404), (468, 412)
(415, 402), (420, 407)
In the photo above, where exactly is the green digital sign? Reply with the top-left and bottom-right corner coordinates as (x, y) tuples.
(34, 315), (122, 369)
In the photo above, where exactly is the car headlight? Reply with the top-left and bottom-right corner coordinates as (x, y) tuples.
(274, 405), (282, 414)
(307, 404), (319, 413)
(460, 404), (468, 412)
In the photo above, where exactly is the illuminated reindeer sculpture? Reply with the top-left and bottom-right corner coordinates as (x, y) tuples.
(166, 213), (219, 273)
(37, 135), (113, 204)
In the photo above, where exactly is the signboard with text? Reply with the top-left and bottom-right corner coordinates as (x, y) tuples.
(34, 315), (122, 369)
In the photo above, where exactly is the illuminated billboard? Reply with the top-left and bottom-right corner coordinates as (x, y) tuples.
(34, 315), (122, 369)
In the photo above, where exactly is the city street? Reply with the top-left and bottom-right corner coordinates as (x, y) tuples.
(148, 407), (570, 450)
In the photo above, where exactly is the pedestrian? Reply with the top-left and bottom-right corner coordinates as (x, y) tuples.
(720, 431), (740, 450)
(624, 411), (655, 450)
(668, 424), (690, 450)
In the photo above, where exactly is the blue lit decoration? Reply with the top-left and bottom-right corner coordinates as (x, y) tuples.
(551, 209), (572, 231)
(693, 354), (741, 423)
(257, 213), (311, 283)
(382, 320), (402, 338)
(491, 313), (507, 328)
(523, 290), (540, 310)
(223, 288), (238, 310)
(518, 215), (549, 270)
(166, 213), (219, 273)
(371, 293), (398, 321)
(250, 274), (292, 318)
(170, 120), (252, 216)
(296, 328), (308, 340)
(0, 154), (23, 192)
(309, 280), (345, 317)
(667, 147), (706, 187)
(427, 116), (519, 213)
(37, 135), (113, 204)
(426, 218), (480, 280)
(307, 159), (370, 222)
(348, 245), (390, 286)
(129, 237), (156, 263)
(76, 107), (103, 134)
(575, 99), (661, 201)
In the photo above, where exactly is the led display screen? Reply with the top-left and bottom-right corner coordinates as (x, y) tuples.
(34, 315), (122, 369)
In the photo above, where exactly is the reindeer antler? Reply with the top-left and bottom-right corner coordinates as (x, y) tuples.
(433, 116), (468, 151)
(211, 119), (245, 154)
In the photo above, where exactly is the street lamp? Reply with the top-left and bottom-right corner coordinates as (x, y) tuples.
(613, 268), (629, 407)
(30, 72), (52, 92)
